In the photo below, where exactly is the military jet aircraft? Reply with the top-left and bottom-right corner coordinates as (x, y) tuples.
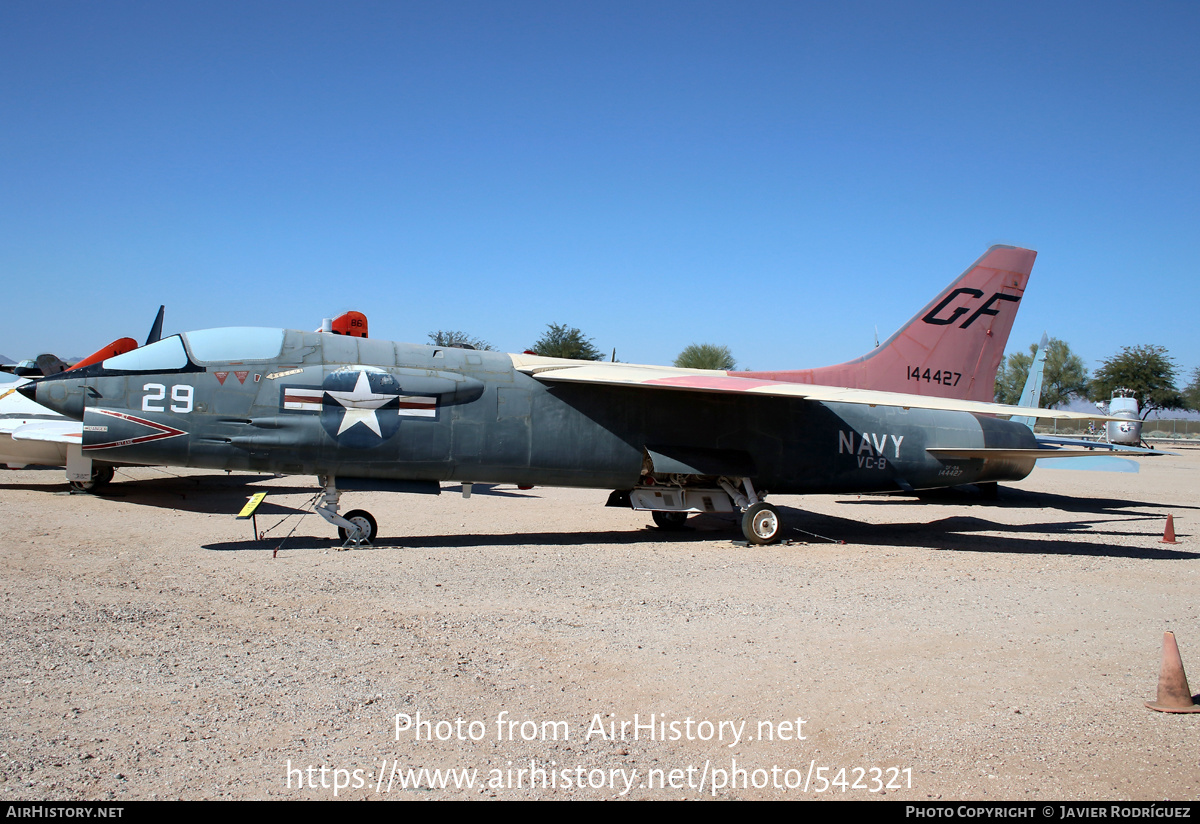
(20, 302), (1114, 546)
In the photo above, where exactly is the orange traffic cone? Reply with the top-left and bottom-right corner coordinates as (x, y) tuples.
(1161, 514), (1179, 544)
(1145, 631), (1200, 713)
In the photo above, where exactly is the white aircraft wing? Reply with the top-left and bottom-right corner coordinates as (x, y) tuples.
(0, 376), (81, 468)
(1, 378), (80, 441)
(510, 356), (1115, 422)
(8, 420), (83, 443)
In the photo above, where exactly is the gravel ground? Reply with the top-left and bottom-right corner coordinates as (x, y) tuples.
(1, 448), (1197, 800)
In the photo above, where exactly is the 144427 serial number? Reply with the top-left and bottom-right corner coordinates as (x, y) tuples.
(907, 367), (962, 386)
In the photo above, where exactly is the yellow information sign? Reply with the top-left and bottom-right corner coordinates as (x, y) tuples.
(237, 492), (267, 519)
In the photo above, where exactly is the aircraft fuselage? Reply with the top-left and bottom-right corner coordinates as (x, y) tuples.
(26, 328), (1038, 496)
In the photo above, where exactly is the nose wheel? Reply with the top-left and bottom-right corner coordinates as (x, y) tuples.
(741, 502), (781, 545)
(314, 479), (379, 548)
(337, 509), (378, 546)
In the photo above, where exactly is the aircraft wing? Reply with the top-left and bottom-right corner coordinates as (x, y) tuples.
(0, 378), (82, 443)
(510, 357), (1114, 422)
(5, 420), (83, 443)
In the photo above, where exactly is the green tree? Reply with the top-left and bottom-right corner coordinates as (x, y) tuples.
(674, 343), (736, 370)
(993, 337), (1088, 408)
(530, 323), (604, 360)
(1088, 344), (1184, 419)
(1182, 366), (1200, 411)
(428, 330), (493, 351)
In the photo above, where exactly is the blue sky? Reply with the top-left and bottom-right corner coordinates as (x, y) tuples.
(2, 1), (1197, 386)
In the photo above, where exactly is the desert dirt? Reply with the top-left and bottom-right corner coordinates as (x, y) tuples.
(1, 448), (1198, 801)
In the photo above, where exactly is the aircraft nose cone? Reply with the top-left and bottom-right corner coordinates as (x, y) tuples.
(15, 381), (38, 403)
(15, 376), (86, 420)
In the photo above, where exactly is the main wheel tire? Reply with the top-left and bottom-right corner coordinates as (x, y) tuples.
(652, 510), (688, 530)
(69, 465), (115, 493)
(741, 502), (781, 545)
(337, 509), (378, 544)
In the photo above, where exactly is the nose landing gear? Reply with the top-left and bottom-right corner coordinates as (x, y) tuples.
(337, 510), (378, 545)
(315, 478), (377, 548)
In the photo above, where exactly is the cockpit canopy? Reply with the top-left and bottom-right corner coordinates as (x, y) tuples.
(184, 328), (285, 363)
(102, 335), (189, 371)
(102, 328), (285, 371)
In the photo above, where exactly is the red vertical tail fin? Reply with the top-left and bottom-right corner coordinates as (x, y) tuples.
(733, 245), (1035, 402)
(327, 311), (368, 337)
(65, 338), (139, 372)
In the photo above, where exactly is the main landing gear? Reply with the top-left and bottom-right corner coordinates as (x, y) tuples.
(68, 464), (114, 493)
(741, 501), (781, 545)
(630, 476), (784, 545)
(651, 510), (689, 530)
(315, 478), (377, 548)
(721, 477), (782, 545)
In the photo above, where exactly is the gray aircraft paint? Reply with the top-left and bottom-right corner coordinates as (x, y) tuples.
(25, 328), (1037, 498)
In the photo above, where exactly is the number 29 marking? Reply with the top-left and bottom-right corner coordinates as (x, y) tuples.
(143, 383), (194, 413)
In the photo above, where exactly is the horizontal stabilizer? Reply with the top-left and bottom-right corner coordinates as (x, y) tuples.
(1036, 456), (1139, 472)
(928, 447), (1144, 461)
(1034, 435), (1175, 456)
